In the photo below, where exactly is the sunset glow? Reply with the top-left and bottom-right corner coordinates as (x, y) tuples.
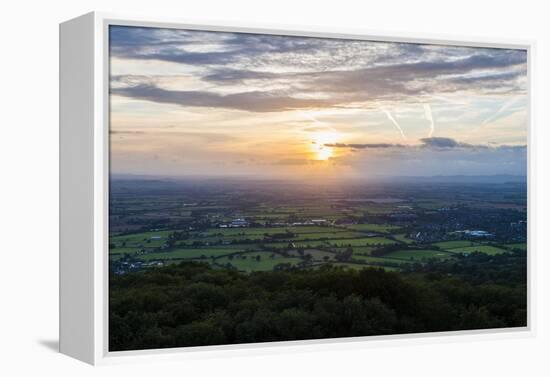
(109, 26), (528, 179)
(310, 131), (341, 160)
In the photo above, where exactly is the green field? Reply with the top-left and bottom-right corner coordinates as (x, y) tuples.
(393, 234), (415, 244)
(138, 248), (242, 261)
(326, 262), (401, 272)
(385, 249), (454, 261)
(350, 253), (412, 265)
(111, 230), (174, 248)
(326, 237), (397, 247)
(264, 240), (331, 249)
(110, 247), (144, 254)
(286, 249), (336, 261)
(110, 217), (521, 274)
(342, 223), (401, 233)
(337, 246), (375, 254)
(172, 228), (367, 246)
(433, 240), (478, 250)
(203, 226), (335, 236)
(109, 253), (124, 261)
(504, 243), (527, 251)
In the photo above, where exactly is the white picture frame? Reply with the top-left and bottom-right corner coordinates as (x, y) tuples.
(60, 11), (536, 365)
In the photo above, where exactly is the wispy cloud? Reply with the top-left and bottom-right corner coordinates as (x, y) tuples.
(112, 84), (336, 112)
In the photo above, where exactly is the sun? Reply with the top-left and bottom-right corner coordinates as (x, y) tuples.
(310, 131), (341, 161)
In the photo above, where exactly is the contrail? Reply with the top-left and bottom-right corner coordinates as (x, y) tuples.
(300, 111), (323, 125)
(380, 108), (406, 140)
(299, 111), (336, 132)
(483, 95), (523, 125)
(429, 95), (467, 106)
(423, 103), (435, 137)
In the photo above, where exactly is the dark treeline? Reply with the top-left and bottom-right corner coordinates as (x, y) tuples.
(406, 251), (527, 286)
(110, 256), (526, 351)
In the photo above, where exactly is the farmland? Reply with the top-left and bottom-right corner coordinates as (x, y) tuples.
(109, 178), (527, 275)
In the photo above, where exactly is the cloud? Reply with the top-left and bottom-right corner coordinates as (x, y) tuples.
(302, 125), (333, 133)
(274, 158), (310, 165)
(110, 128), (236, 142)
(111, 84), (336, 112)
(325, 137), (527, 177)
(203, 68), (279, 83)
(419, 137), (466, 148)
(274, 158), (329, 166)
(110, 26), (528, 112)
(417, 137), (526, 151)
(110, 26), (331, 66)
(325, 137), (526, 152)
(325, 143), (405, 149)
(111, 25), (526, 74)
(202, 50), (526, 89)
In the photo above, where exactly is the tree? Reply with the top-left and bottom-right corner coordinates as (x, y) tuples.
(335, 247), (353, 262)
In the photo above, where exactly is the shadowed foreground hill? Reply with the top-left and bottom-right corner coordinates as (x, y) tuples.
(110, 255), (526, 351)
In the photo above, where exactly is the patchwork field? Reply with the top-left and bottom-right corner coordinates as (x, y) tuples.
(110, 218), (523, 271)
(110, 181), (527, 275)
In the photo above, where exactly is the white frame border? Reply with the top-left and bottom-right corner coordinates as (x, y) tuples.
(85, 11), (536, 365)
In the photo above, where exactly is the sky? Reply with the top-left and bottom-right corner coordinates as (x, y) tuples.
(109, 25), (528, 180)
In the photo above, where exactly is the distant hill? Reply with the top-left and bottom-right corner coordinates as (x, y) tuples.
(110, 173), (528, 186)
(386, 175), (527, 184)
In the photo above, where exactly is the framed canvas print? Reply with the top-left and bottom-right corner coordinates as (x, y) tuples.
(60, 12), (534, 365)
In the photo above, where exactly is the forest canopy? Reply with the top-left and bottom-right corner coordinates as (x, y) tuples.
(110, 252), (526, 351)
